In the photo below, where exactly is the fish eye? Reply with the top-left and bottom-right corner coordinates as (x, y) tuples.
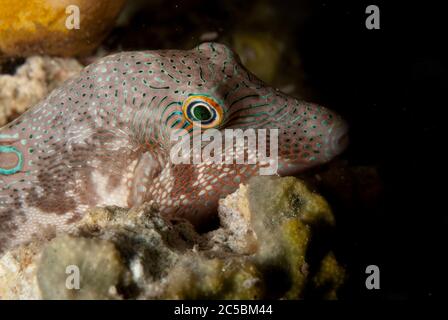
(191, 103), (213, 121)
(182, 95), (223, 128)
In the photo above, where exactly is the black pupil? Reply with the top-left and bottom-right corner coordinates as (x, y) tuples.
(193, 105), (212, 121)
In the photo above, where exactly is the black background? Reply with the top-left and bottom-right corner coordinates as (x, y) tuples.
(298, 0), (446, 299)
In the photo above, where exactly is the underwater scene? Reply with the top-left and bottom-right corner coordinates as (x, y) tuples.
(0, 0), (445, 303)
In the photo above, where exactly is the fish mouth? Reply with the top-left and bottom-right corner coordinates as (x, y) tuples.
(328, 120), (349, 158)
(274, 119), (349, 176)
(276, 162), (310, 176)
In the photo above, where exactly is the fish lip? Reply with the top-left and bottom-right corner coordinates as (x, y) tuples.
(329, 120), (349, 157)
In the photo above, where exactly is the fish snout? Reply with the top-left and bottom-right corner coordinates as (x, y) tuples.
(328, 118), (349, 158)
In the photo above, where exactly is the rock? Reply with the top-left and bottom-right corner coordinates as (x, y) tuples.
(229, 30), (309, 98)
(0, 0), (126, 57)
(162, 255), (265, 299)
(232, 32), (283, 85)
(0, 176), (345, 299)
(247, 176), (335, 227)
(0, 56), (83, 126)
(37, 235), (126, 300)
(223, 176), (337, 299)
(0, 242), (42, 299)
(222, 0), (311, 98)
(311, 252), (346, 300)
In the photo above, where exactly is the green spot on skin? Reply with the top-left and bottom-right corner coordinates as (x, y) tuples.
(21, 139), (27, 145)
(0, 146), (23, 175)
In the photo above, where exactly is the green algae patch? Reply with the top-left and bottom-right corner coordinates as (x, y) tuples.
(162, 255), (265, 300)
(248, 176), (335, 227)
(312, 252), (346, 300)
(245, 176), (341, 299)
(37, 235), (126, 300)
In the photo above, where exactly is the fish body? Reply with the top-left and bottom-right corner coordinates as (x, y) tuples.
(0, 43), (348, 254)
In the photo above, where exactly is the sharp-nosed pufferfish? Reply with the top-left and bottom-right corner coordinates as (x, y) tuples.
(0, 42), (348, 255)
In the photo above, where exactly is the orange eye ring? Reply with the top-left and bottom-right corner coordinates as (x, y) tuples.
(182, 95), (223, 129)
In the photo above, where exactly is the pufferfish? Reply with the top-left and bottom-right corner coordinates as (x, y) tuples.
(0, 42), (348, 254)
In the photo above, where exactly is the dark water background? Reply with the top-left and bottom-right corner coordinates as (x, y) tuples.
(299, 0), (447, 299)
